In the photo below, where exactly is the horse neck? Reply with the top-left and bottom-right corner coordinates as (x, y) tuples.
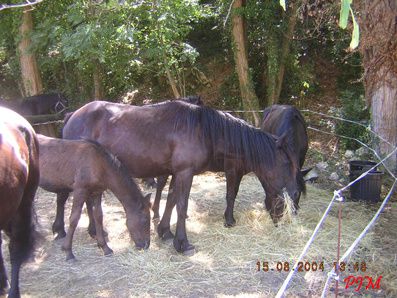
(104, 164), (143, 211)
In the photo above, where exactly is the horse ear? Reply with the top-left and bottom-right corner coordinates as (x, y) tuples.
(301, 167), (313, 178)
(276, 132), (288, 149)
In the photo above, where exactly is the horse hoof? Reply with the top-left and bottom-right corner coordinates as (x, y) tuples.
(224, 220), (236, 228)
(103, 247), (113, 256)
(88, 229), (108, 239)
(157, 225), (174, 240)
(182, 246), (196, 256)
(161, 230), (175, 242)
(65, 252), (76, 261)
(54, 232), (66, 240)
(173, 239), (195, 255)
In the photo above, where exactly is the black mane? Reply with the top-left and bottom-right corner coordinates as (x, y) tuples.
(83, 139), (144, 201)
(158, 101), (278, 171)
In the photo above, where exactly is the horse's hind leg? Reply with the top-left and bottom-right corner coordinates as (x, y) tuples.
(86, 194), (107, 239)
(91, 196), (113, 256)
(8, 184), (37, 298)
(152, 175), (169, 220)
(52, 191), (69, 240)
(224, 171), (243, 227)
(0, 234), (10, 296)
(62, 190), (86, 261)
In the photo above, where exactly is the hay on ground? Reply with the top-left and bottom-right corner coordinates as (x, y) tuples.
(2, 172), (395, 297)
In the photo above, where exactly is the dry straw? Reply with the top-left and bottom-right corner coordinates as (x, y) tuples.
(2, 173), (395, 297)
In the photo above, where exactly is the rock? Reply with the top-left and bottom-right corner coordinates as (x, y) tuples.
(329, 172), (339, 181)
(344, 150), (355, 159)
(316, 161), (328, 171)
(355, 147), (368, 157)
(304, 168), (319, 182)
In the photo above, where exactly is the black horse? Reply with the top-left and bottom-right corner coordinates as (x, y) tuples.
(261, 104), (310, 210)
(0, 93), (68, 116)
(0, 107), (40, 298)
(142, 95), (203, 189)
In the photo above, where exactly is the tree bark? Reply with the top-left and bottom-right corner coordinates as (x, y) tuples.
(165, 67), (181, 98)
(18, 7), (43, 96)
(231, 0), (261, 126)
(93, 63), (105, 100)
(273, 1), (299, 104)
(359, 1), (397, 172)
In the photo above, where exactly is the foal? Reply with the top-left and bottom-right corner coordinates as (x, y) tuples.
(38, 135), (151, 260)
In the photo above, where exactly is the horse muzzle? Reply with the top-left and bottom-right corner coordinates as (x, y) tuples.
(135, 240), (150, 250)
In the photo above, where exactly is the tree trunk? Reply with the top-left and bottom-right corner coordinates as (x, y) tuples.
(359, 1), (397, 172)
(18, 8), (56, 137)
(231, 0), (261, 126)
(273, 1), (299, 104)
(18, 7), (43, 96)
(93, 63), (105, 100)
(165, 67), (181, 98)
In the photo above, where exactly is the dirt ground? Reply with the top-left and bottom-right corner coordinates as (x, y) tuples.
(1, 171), (396, 298)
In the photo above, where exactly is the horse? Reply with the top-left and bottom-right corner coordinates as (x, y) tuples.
(62, 100), (303, 254)
(261, 104), (310, 210)
(0, 107), (40, 298)
(141, 95), (203, 189)
(0, 93), (68, 116)
(37, 134), (151, 260)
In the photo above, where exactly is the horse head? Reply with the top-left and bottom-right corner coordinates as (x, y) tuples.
(259, 133), (305, 223)
(126, 193), (151, 250)
(54, 93), (69, 114)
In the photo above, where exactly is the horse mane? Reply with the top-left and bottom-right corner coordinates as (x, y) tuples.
(164, 101), (278, 170)
(82, 139), (144, 203)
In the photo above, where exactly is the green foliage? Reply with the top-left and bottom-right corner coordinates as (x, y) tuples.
(335, 89), (370, 150)
(0, 0), (212, 104)
(339, 0), (359, 49)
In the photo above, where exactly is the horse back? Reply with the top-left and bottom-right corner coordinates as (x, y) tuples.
(62, 101), (211, 177)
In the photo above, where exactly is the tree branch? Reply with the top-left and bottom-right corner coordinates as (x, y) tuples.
(0, 0), (44, 11)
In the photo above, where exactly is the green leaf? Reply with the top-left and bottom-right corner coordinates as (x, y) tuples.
(349, 7), (359, 49)
(339, 0), (351, 29)
(279, 0), (286, 11)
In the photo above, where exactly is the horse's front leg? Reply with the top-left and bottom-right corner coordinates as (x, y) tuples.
(172, 170), (194, 255)
(152, 175), (169, 220)
(157, 176), (176, 240)
(224, 171), (243, 227)
(0, 235), (9, 296)
(92, 195), (113, 256)
(62, 189), (86, 261)
(52, 191), (69, 240)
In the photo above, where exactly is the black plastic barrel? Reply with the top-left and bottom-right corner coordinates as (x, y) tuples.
(349, 160), (383, 202)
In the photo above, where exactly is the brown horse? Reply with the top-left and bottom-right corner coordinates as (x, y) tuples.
(62, 100), (303, 254)
(38, 134), (151, 260)
(0, 107), (40, 298)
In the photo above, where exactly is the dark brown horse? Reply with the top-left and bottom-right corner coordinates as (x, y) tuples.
(261, 104), (310, 210)
(38, 134), (151, 260)
(62, 100), (303, 254)
(0, 107), (40, 298)
(0, 93), (68, 116)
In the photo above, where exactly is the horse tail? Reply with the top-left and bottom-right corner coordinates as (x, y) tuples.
(9, 126), (40, 266)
